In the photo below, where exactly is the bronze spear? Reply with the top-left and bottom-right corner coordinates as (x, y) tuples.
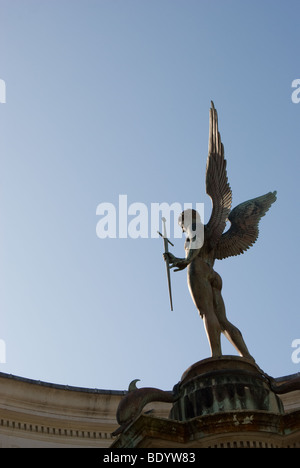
(158, 217), (174, 311)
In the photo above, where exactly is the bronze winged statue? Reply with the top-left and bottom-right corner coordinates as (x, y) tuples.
(165, 101), (276, 360)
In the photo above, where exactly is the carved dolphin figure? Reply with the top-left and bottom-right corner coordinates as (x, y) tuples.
(268, 374), (300, 395)
(112, 379), (176, 436)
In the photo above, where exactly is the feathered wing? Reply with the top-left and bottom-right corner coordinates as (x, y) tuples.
(205, 101), (232, 248)
(214, 191), (277, 260)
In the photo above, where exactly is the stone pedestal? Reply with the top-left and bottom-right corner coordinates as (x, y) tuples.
(170, 356), (284, 421)
(111, 356), (300, 448)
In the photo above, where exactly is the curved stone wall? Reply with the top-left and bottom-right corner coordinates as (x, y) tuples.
(0, 370), (299, 448)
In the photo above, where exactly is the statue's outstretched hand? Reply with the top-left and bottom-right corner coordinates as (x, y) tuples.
(163, 253), (188, 272)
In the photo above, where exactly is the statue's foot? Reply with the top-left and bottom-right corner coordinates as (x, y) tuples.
(242, 354), (256, 363)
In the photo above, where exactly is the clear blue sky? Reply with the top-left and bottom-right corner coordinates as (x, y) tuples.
(0, 0), (299, 391)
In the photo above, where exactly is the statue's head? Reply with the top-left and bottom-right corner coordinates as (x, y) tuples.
(178, 209), (201, 232)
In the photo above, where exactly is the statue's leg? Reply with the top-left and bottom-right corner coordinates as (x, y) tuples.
(222, 325), (253, 360)
(212, 273), (254, 360)
(188, 269), (222, 357)
(203, 310), (222, 357)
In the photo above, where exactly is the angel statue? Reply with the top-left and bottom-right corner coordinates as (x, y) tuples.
(165, 102), (276, 361)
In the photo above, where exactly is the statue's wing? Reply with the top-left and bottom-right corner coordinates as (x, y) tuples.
(205, 102), (232, 249)
(214, 191), (277, 260)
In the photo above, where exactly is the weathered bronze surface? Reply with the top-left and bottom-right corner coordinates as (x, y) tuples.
(165, 102), (276, 359)
(170, 356), (284, 421)
(112, 379), (175, 436)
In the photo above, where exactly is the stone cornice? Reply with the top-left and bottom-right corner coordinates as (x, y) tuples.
(0, 372), (126, 447)
(111, 410), (300, 448)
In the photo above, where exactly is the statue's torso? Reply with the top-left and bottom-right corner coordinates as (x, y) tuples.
(185, 237), (215, 269)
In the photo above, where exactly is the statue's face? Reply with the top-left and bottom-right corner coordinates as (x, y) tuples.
(178, 212), (186, 232)
(178, 210), (201, 232)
